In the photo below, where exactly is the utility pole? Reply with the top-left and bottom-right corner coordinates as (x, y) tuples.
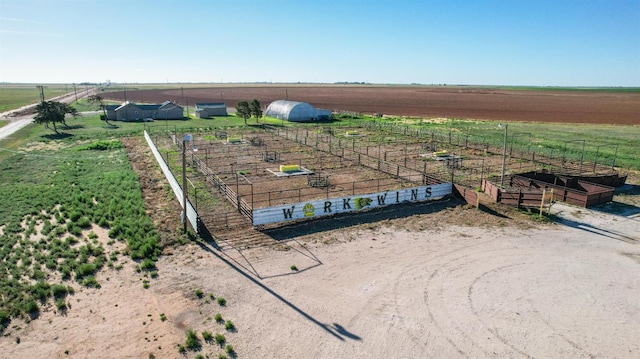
(500, 123), (508, 187)
(182, 138), (187, 234)
(36, 85), (45, 103)
(182, 133), (192, 234)
(73, 83), (78, 102)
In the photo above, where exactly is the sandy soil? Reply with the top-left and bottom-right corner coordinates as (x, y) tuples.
(2, 198), (639, 359)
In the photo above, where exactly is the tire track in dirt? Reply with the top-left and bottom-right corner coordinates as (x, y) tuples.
(388, 237), (501, 357)
(468, 263), (534, 358)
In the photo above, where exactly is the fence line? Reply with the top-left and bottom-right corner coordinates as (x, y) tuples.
(144, 130), (198, 232)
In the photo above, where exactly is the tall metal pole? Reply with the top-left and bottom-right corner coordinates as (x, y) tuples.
(579, 140), (585, 175)
(182, 139), (187, 234)
(36, 85), (45, 103)
(500, 123), (508, 187)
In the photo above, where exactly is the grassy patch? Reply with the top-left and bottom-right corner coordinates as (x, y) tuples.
(214, 333), (226, 346)
(224, 320), (235, 331)
(0, 84), (70, 113)
(0, 115), (161, 323)
(202, 330), (213, 343)
(185, 328), (200, 350)
(195, 288), (204, 298)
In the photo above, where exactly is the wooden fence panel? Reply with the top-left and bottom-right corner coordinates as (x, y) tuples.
(453, 184), (478, 206)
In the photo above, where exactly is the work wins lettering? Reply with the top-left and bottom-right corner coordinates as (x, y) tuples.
(281, 187), (433, 220)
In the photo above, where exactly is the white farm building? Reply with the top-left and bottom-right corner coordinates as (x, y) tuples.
(195, 102), (228, 118)
(264, 100), (331, 122)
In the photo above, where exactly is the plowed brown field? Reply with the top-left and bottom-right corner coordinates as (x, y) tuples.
(103, 85), (640, 124)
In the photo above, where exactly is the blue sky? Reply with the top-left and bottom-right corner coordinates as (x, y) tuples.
(1, 0), (638, 86)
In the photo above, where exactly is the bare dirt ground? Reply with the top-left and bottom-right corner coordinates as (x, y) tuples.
(2, 137), (639, 359)
(103, 85), (640, 125)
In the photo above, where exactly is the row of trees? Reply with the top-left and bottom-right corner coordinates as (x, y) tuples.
(236, 99), (262, 125)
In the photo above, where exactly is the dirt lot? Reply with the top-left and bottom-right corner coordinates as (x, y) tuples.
(2, 135), (639, 358)
(103, 85), (640, 125)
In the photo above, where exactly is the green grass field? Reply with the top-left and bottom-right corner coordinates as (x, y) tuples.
(0, 84), (73, 113)
(433, 118), (639, 172)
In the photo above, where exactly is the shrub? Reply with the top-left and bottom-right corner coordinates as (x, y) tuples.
(60, 266), (71, 280)
(202, 330), (213, 342)
(224, 320), (235, 331)
(185, 329), (199, 350)
(75, 262), (96, 280)
(214, 333), (225, 346)
(195, 289), (204, 298)
(177, 344), (185, 354)
(77, 217), (92, 229)
(214, 313), (223, 323)
(216, 297), (226, 306)
(55, 298), (67, 311)
(159, 313), (166, 322)
(45, 259), (57, 271)
(82, 276), (100, 288)
(66, 223), (82, 236)
(97, 217), (109, 227)
(225, 344), (235, 355)
(24, 300), (39, 314)
(0, 310), (10, 329)
(51, 284), (68, 298)
(290, 265), (298, 271)
(80, 140), (124, 151)
(41, 220), (53, 235)
(30, 282), (51, 301)
(54, 226), (66, 236)
(140, 258), (156, 271)
(195, 355), (205, 359)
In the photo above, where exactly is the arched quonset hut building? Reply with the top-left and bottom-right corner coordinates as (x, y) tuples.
(265, 100), (331, 122)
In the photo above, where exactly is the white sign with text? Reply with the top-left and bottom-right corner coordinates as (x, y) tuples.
(253, 182), (452, 226)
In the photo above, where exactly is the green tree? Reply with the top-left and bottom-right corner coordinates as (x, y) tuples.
(249, 99), (262, 123)
(33, 101), (80, 134)
(88, 94), (112, 125)
(236, 101), (251, 125)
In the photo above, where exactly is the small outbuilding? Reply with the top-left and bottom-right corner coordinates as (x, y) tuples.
(265, 100), (331, 122)
(195, 102), (228, 118)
